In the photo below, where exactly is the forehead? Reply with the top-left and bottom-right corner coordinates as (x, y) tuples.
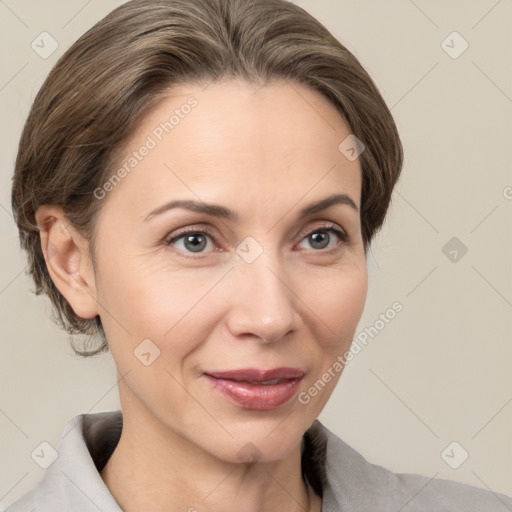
(101, 78), (362, 220)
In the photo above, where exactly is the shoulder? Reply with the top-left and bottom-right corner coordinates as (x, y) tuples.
(4, 410), (123, 512)
(305, 420), (512, 511)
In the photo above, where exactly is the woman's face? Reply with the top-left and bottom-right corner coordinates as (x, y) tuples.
(90, 78), (367, 462)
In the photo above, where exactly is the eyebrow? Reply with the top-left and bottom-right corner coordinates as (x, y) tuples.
(143, 193), (359, 222)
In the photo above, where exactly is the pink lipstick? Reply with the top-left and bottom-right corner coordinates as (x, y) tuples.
(202, 367), (304, 410)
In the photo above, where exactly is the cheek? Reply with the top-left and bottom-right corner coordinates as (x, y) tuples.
(334, 271), (367, 336)
(302, 262), (368, 347)
(97, 242), (367, 358)
(97, 262), (225, 363)
(296, 265), (367, 413)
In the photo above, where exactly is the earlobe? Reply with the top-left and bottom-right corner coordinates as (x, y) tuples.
(35, 205), (99, 320)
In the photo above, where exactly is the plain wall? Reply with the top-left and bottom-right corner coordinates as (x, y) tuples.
(1, 0), (511, 507)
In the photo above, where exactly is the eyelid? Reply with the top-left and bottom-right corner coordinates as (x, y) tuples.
(164, 225), (217, 247)
(296, 222), (348, 244)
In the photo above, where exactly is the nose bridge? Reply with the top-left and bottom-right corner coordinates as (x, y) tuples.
(226, 242), (297, 343)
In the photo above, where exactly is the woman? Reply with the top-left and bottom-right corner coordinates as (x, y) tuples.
(7, 0), (511, 510)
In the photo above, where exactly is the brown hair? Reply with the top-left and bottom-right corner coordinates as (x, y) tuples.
(11, 0), (403, 356)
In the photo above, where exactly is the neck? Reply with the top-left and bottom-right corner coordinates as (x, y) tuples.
(100, 402), (321, 512)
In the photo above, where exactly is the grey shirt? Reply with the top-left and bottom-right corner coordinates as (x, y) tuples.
(5, 410), (512, 511)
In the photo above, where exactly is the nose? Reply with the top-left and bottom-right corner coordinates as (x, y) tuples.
(225, 249), (299, 344)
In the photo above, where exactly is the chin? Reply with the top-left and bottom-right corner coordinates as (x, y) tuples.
(205, 417), (306, 465)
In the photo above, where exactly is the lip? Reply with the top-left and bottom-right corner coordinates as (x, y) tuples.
(205, 367), (304, 382)
(202, 367), (305, 410)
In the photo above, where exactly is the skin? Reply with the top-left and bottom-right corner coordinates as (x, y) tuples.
(35, 78), (368, 512)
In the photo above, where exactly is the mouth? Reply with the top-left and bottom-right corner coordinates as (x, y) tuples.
(202, 367), (305, 410)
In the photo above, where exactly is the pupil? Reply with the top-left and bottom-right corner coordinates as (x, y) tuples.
(186, 234), (206, 252)
(311, 232), (329, 249)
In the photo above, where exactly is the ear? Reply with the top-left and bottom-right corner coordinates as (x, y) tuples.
(35, 205), (99, 319)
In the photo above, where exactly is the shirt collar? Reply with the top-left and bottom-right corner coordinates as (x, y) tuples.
(34, 410), (341, 511)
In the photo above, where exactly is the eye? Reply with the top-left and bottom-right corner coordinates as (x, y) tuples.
(164, 223), (348, 258)
(296, 224), (348, 253)
(165, 227), (217, 256)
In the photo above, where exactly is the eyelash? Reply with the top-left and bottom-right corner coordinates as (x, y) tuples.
(164, 223), (349, 258)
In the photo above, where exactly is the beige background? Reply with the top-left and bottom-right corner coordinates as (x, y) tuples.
(1, 0), (511, 507)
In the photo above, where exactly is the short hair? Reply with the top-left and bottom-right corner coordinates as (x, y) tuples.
(11, 0), (403, 356)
